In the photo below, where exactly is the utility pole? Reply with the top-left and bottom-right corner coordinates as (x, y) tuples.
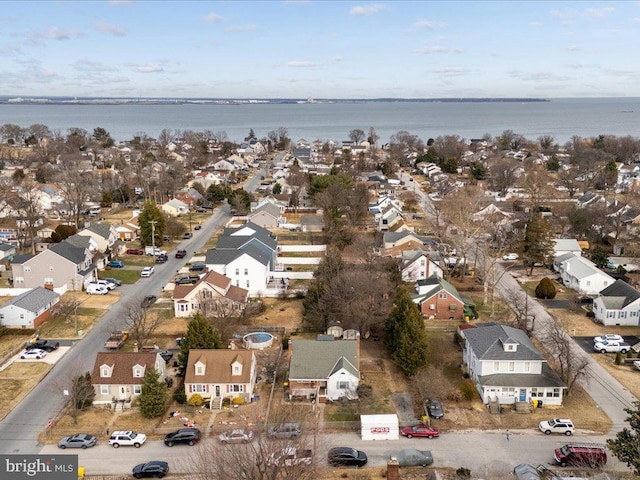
(150, 220), (157, 260)
(71, 278), (78, 336)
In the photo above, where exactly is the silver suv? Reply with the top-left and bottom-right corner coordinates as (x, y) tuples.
(267, 423), (301, 439)
(538, 418), (574, 436)
(108, 430), (147, 448)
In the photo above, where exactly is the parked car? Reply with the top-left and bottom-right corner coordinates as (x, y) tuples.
(267, 423), (301, 439)
(189, 262), (206, 274)
(88, 279), (116, 291)
(183, 232), (193, 239)
(593, 334), (624, 344)
(554, 443), (607, 468)
(140, 267), (154, 278)
(539, 418), (574, 436)
(196, 207), (207, 213)
(194, 225), (202, 230)
(58, 433), (97, 449)
(26, 340), (59, 352)
(218, 429), (254, 444)
(86, 284), (108, 295)
(126, 248), (144, 255)
(400, 423), (439, 439)
(132, 461), (169, 479)
(327, 447), (368, 467)
(164, 428), (201, 447)
(174, 274), (199, 285)
(593, 340), (630, 353)
(106, 260), (123, 268)
(20, 349), (47, 360)
(392, 448), (433, 467)
(155, 254), (168, 264)
(175, 249), (187, 259)
(108, 430), (147, 448)
(425, 398), (444, 419)
(156, 350), (173, 363)
(101, 277), (122, 287)
(141, 295), (157, 308)
(502, 253), (519, 261)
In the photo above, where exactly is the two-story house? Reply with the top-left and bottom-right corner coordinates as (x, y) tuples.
(463, 324), (565, 406)
(248, 202), (282, 229)
(401, 250), (443, 282)
(288, 338), (360, 402)
(411, 276), (466, 320)
(91, 351), (167, 404)
(0, 287), (60, 329)
(555, 253), (614, 295)
(172, 271), (249, 318)
(184, 349), (257, 409)
(77, 222), (119, 254)
(593, 279), (640, 326)
(10, 240), (95, 291)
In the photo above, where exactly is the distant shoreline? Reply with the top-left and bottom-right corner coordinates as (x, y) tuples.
(0, 97), (550, 106)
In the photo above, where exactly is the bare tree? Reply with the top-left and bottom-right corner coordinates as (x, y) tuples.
(55, 156), (97, 228)
(125, 300), (162, 348)
(52, 368), (96, 425)
(502, 288), (536, 335)
(489, 158), (520, 196)
(50, 295), (81, 326)
(9, 178), (44, 254)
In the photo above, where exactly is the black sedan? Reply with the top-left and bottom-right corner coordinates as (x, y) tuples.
(164, 428), (201, 447)
(425, 398), (444, 419)
(132, 461), (169, 479)
(26, 339), (59, 352)
(328, 447), (368, 467)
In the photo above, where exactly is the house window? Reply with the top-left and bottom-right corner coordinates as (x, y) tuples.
(196, 365), (204, 375)
(44, 277), (53, 284)
(0, 314), (3, 320)
(439, 293), (447, 299)
(14, 277), (24, 285)
(524, 362), (530, 372)
(246, 280), (250, 288)
(337, 381), (349, 390)
(244, 268), (248, 275)
(619, 311), (626, 319)
(632, 311), (638, 317)
(101, 368), (110, 377)
(236, 280), (240, 287)
(133, 385), (142, 395)
(24, 267), (31, 272)
(235, 268), (240, 276)
(100, 385), (109, 395)
(553, 388), (560, 397)
(233, 366), (240, 375)
(193, 384), (207, 393)
(530, 388), (538, 397)
(586, 281), (591, 287)
(49, 266), (53, 271)
(508, 362), (515, 372)
(19, 314), (24, 319)
(230, 385), (244, 392)
(179, 304), (188, 312)
(449, 304), (457, 311)
(493, 361), (499, 372)
(133, 368), (143, 377)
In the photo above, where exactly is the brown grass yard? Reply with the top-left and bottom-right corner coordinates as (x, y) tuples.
(0, 334), (32, 359)
(0, 362), (50, 421)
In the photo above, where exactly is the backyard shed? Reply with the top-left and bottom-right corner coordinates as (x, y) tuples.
(360, 414), (399, 441)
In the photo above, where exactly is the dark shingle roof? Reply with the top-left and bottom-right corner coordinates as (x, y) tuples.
(3, 287), (59, 313)
(464, 325), (543, 361)
(477, 363), (565, 388)
(599, 279), (640, 309)
(49, 241), (86, 264)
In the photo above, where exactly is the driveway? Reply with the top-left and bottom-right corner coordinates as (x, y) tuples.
(391, 393), (417, 425)
(574, 336), (640, 355)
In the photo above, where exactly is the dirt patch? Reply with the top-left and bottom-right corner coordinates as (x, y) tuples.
(0, 362), (51, 421)
(249, 298), (304, 332)
(593, 354), (640, 400)
(79, 291), (122, 309)
(0, 335), (32, 359)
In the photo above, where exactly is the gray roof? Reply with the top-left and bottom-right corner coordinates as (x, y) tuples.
(84, 222), (113, 240)
(477, 363), (565, 388)
(3, 287), (59, 313)
(10, 254), (35, 264)
(49, 241), (86, 265)
(554, 252), (576, 263)
(553, 238), (581, 252)
(0, 243), (15, 253)
(383, 231), (437, 246)
(599, 279), (640, 309)
(250, 202), (281, 219)
(205, 244), (270, 267)
(289, 339), (360, 380)
(219, 222), (278, 251)
(65, 234), (92, 250)
(300, 215), (324, 226)
(464, 325), (544, 361)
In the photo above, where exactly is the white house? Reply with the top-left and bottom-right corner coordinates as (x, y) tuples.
(161, 198), (189, 217)
(555, 254), (614, 295)
(463, 324), (565, 406)
(288, 338), (360, 402)
(593, 279), (640, 326)
(401, 250), (443, 282)
(172, 270), (249, 318)
(552, 238), (582, 258)
(0, 287), (60, 329)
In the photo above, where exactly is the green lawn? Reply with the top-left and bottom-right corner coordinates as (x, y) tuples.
(99, 269), (143, 284)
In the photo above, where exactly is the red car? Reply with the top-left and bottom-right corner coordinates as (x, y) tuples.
(400, 424), (439, 439)
(126, 248), (144, 255)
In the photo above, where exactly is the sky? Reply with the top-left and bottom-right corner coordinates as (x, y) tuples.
(0, 0), (639, 99)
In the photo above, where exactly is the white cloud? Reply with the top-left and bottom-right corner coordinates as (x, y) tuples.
(224, 24), (257, 33)
(412, 19), (447, 30)
(287, 61), (317, 68)
(350, 4), (386, 16)
(632, 17), (640, 23)
(134, 64), (164, 73)
(204, 12), (223, 23)
(566, 45), (580, 51)
(415, 46), (463, 54)
(43, 27), (84, 40)
(583, 7), (615, 18)
(95, 22), (127, 36)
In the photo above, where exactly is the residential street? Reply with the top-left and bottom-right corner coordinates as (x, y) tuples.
(0, 205), (231, 455)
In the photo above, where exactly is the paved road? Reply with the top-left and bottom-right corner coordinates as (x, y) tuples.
(0, 204), (231, 455)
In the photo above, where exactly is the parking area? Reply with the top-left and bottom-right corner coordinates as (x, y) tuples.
(573, 336), (640, 354)
(2, 346), (70, 371)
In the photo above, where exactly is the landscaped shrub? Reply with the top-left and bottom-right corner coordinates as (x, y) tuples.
(188, 393), (203, 407)
(460, 379), (477, 401)
(627, 351), (634, 359)
(173, 387), (186, 404)
(456, 467), (471, 479)
(535, 277), (557, 299)
(615, 352), (623, 365)
(586, 311), (596, 318)
(232, 397), (244, 405)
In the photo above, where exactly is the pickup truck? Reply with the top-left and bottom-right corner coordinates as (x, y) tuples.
(592, 340), (631, 354)
(26, 339), (60, 352)
(267, 448), (312, 467)
(105, 331), (128, 349)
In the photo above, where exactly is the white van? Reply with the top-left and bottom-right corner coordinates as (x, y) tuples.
(86, 284), (108, 295)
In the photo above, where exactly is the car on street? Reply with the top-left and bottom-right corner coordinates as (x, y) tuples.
(164, 428), (201, 447)
(425, 398), (444, 419)
(174, 274), (199, 285)
(593, 334), (624, 344)
(194, 224), (202, 230)
(218, 429), (254, 444)
(183, 232), (192, 239)
(109, 430), (147, 448)
(101, 277), (122, 287)
(392, 448), (433, 467)
(20, 348), (47, 360)
(539, 418), (575, 436)
(126, 248), (144, 255)
(155, 254), (168, 264)
(267, 423), (302, 439)
(327, 447), (368, 467)
(400, 423), (439, 439)
(593, 340), (630, 353)
(132, 461), (169, 479)
(140, 267), (154, 278)
(26, 339), (59, 352)
(141, 295), (157, 308)
(502, 253), (519, 261)
(86, 284), (108, 295)
(175, 249), (187, 259)
(58, 433), (97, 449)
(106, 260), (123, 268)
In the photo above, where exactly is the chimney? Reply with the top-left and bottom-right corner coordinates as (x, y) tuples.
(425, 255), (430, 278)
(387, 458), (400, 480)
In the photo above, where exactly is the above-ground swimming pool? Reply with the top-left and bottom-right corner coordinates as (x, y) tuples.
(243, 332), (274, 350)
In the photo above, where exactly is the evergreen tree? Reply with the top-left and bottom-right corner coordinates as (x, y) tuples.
(607, 401), (640, 475)
(138, 201), (166, 247)
(521, 214), (554, 275)
(178, 313), (223, 366)
(385, 289), (428, 376)
(535, 277), (557, 299)
(138, 368), (168, 418)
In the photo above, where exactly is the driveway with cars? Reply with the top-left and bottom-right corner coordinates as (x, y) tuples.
(573, 335), (640, 354)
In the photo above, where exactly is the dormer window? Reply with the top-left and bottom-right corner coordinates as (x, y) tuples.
(195, 361), (205, 376)
(101, 367), (111, 378)
(133, 366), (144, 377)
(502, 338), (518, 352)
